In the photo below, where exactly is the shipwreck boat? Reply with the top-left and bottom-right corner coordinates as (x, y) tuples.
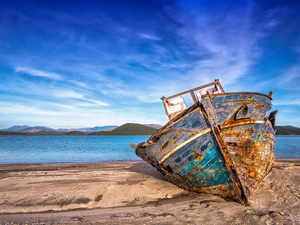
(131, 79), (277, 205)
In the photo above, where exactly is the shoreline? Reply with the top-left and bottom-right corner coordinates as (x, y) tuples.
(0, 159), (143, 166)
(0, 159), (300, 224)
(0, 158), (299, 166)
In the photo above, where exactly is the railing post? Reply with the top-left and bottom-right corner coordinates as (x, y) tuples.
(215, 79), (225, 93)
(189, 91), (197, 103)
(161, 96), (170, 118)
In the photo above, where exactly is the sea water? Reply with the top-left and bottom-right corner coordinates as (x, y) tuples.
(0, 136), (148, 164)
(0, 135), (299, 164)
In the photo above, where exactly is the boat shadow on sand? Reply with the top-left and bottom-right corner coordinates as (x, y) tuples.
(126, 161), (166, 180)
(125, 161), (300, 224)
(126, 160), (300, 207)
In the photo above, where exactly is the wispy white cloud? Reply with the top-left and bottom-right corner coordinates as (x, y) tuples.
(0, 102), (68, 116)
(278, 64), (300, 90)
(0, 101), (165, 129)
(138, 33), (160, 41)
(273, 97), (300, 106)
(15, 67), (63, 80)
(50, 103), (75, 109)
(0, 77), (110, 108)
(105, 1), (284, 103)
(54, 90), (109, 106)
(84, 98), (109, 106)
(54, 90), (84, 99)
(69, 80), (89, 88)
(163, 1), (282, 86)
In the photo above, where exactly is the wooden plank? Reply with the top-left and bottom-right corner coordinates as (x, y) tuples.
(215, 79), (225, 94)
(130, 143), (137, 148)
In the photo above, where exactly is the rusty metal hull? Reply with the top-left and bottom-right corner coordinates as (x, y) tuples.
(135, 92), (275, 205)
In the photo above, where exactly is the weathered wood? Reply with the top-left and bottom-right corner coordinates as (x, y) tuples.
(161, 96), (170, 119)
(189, 91), (197, 103)
(215, 79), (225, 94)
(268, 91), (273, 98)
(162, 80), (226, 119)
(165, 80), (221, 100)
(130, 143), (137, 149)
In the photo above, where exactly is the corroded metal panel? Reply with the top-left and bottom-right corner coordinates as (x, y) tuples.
(148, 109), (209, 163)
(222, 123), (275, 197)
(202, 92), (272, 125)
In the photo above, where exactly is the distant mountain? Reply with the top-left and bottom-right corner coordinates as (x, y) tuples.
(143, 124), (162, 129)
(275, 126), (300, 135)
(282, 125), (300, 129)
(89, 123), (157, 135)
(22, 126), (55, 133)
(73, 126), (118, 132)
(0, 130), (28, 135)
(63, 131), (86, 136)
(2, 125), (30, 132)
(32, 130), (64, 135)
(57, 128), (69, 132)
(2, 125), (55, 133)
(1, 125), (118, 134)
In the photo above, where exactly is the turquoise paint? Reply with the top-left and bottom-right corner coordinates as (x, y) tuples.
(168, 135), (212, 173)
(179, 145), (233, 187)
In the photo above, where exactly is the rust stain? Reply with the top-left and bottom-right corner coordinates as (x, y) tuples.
(162, 140), (170, 150)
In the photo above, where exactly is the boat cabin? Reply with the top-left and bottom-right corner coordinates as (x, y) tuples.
(161, 79), (225, 120)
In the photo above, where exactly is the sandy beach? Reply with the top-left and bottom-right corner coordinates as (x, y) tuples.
(0, 159), (300, 224)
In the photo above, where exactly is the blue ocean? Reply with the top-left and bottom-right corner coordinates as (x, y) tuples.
(0, 135), (299, 164)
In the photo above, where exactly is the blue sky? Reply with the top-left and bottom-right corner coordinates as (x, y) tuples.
(0, 0), (300, 129)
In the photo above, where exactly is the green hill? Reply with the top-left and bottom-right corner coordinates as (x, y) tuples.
(0, 130), (28, 135)
(89, 123), (157, 135)
(64, 131), (86, 135)
(275, 126), (300, 135)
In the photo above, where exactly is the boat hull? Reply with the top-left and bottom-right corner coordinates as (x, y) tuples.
(135, 92), (275, 205)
